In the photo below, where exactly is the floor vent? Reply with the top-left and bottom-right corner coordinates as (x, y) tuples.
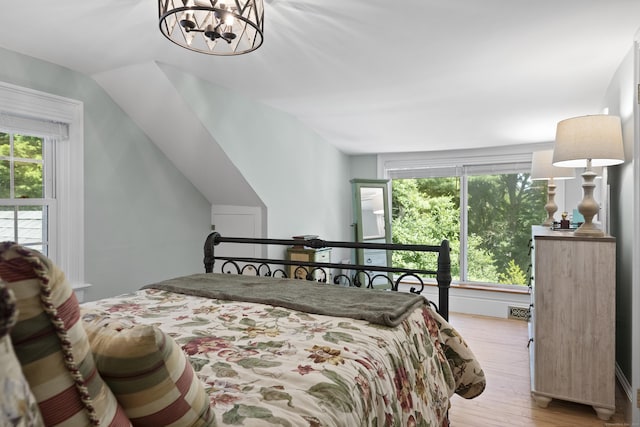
(508, 306), (530, 321)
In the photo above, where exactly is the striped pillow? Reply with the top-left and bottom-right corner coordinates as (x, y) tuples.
(81, 309), (214, 427)
(0, 243), (130, 427)
(0, 282), (44, 427)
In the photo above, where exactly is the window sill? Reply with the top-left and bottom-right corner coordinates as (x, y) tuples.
(399, 278), (530, 295)
(449, 282), (530, 295)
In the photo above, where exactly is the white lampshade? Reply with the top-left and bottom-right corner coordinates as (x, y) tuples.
(552, 115), (625, 167)
(531, 149), (575, 227)
(531, 150), (575, 180)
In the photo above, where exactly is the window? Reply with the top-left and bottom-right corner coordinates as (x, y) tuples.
(0, 132), (54, 253)
(381, 148), (548, 287)
(0, 81), (84, 285)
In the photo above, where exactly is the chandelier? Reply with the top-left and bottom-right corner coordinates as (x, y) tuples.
(158, 0), (264, 56)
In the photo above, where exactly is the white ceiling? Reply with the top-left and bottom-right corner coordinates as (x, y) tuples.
(1, 0), (639, 155)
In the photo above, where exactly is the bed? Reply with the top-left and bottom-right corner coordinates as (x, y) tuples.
(0, 235), (485, 427)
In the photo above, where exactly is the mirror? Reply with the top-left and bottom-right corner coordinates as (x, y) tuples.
(360, 187), (386, 239)
(351, 179), (392, 287)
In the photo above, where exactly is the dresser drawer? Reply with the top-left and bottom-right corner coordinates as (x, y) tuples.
(315, 249), (330, 263)
(362, 249), (387, 267)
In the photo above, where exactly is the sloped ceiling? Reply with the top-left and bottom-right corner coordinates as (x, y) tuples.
(0, 1), (639, 155)
(93, 62), (262, 207)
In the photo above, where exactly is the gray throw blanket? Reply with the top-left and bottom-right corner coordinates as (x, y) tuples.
(143, 273), (427, 327)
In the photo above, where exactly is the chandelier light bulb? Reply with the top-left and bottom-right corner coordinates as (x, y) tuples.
(204, 24), (220, 40)
(222, 30), (236, 42)
(180, 11), (196, 30)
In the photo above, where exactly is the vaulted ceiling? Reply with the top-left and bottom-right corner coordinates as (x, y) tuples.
(1, 0), (639, 154)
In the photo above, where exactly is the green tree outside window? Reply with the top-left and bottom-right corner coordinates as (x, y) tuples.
(391, 175), (546, 286)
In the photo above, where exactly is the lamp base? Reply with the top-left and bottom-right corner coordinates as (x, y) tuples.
(574, 222), (604, 237)
(542, 182), (557, 227)
(574, 167), (604, 237)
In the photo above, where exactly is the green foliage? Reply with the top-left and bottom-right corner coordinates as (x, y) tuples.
(498, 259), (528, 285)
(391, 179), (461, 278)
(0, 133), (44, 200)
(392, 175), (546, 286)
(466, 234), (499, 283)
(466, 174), (545, 284)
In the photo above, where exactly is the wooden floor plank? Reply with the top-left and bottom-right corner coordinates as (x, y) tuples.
(447, 312), (628, 426)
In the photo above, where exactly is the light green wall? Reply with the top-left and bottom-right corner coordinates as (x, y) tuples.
(160, 64), (353, 244)
(349, 155), (378, 180)
(0, 47), (211, 300)
(604, 46), (635, 383)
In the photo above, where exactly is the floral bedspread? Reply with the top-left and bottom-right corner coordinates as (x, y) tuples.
(82, 288), (485, 427)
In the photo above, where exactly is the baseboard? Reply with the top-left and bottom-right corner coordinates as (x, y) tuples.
(615, 363), (636, 425)
(617, 363), (633, 399)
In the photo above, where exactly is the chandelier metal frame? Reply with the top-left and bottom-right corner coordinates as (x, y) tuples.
(158, 0), (264, 56)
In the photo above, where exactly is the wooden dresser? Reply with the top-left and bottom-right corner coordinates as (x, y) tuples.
(529, 226), (616, 420)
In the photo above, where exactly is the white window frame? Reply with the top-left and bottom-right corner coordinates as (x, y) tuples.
(0, 81), (84, 285)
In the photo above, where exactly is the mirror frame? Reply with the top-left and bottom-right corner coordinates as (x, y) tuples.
(351, 178), (392, 270)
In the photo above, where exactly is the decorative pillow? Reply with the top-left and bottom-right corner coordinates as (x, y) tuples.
(0, 243), (130, 427)
(0, 282), (44, 427)
(81, 309), (214, 427)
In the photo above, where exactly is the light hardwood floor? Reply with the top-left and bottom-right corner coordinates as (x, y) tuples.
(447, 312), (629, 427)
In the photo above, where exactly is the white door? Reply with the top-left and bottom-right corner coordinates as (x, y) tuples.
(211, 205), (263, 261)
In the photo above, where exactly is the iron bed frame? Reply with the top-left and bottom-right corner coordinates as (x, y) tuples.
(203, 232), (452, 320)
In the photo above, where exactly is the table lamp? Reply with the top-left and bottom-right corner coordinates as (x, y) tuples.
(552, 114), (624, 237)
(530, 149), (575, 226)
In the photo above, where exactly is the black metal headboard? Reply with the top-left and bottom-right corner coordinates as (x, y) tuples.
(203, 232), (451, 320)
